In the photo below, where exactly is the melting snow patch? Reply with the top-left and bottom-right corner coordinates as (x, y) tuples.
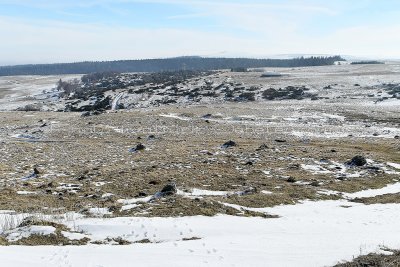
(88, 208), (111, 216)
(10, 134), (37, 140)
(5, 226), (56, 242)
(117, 196), (154, 205)
(61, 231), (89, 240)
(343, 182), (400, 199)
(159, 113), (190, 121)
(261, 190), (273, 195)
(301, 164), (331, 174)
(16, 191), (37, 195)
(0, 210), (15, 214)
(105, 125), (124, 133)
(322, 113), (346, 121)
(178, 188), (229, 197)
(177, 188), (257, 198)
(292, 131), (349, 138)
(120, 204), (140, 211)
(57, 183), (81, 190)
(93, 182), (107, 186)
(387, 162), (400, 169)
(317, 189), (342, 196)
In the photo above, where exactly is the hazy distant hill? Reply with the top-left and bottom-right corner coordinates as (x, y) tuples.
(0, 56), (344, 76)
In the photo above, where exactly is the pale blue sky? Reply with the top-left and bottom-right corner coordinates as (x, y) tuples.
(0, 0), (399, 65)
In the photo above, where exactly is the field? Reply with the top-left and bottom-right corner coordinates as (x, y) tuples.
(0, 63), (399, 266)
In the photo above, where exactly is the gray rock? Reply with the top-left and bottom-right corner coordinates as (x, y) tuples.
(160, 183), (177, 196)
(347, 156), (367, 166)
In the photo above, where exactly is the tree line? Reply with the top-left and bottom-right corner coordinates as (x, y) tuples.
(0, 56), (344, 76)
(350, 61), (384, 65)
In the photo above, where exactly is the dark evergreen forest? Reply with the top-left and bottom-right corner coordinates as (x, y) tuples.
(0, 56), (344, 76)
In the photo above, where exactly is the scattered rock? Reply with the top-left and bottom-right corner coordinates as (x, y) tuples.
(135, 143), (146, 151)
(237, 92), (256, 101)
(288, 163), (300, 169)
(18, 216), (40, 228)
(262, 86), (316, 100)
(138, 192), (147, 197)
(37, 182), (54, 189)
(237, 187), (257, 195)
(21, 168), (40, 180)
(222, 140), (237, 148)
(347, 155), (367, 166)
(160, 183), (177, 196)
(367, 166), (380, 172)
(256, 144), (269, 151)
(287, 177), (296, 183)
(129, 143), (146, 152)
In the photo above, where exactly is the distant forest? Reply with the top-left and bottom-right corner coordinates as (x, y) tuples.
(350, 61), (384, 65)
(0, 56), (344, 76)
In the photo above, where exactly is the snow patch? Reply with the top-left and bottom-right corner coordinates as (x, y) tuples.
(159, 113), (190, 121)
(16, 191), (37, 195)
(5, 226), (56, 242)
(387, 162), (400, 170)
(343, 182), (400, 199)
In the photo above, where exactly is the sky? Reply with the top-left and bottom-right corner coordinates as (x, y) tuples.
(0, 0), (400, 65)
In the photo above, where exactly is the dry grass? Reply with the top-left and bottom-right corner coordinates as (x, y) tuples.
(12, 234), (89, 246)
(0, 105), (399, 218)
(0, 218), (89, 246)
(351, 193), (400, 205)
(334, 250), (400, 267)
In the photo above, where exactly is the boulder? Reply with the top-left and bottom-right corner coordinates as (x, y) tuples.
(129, 143), (146, 152)
(287, 177), (296, 183)
(222, 140), (237, 148)
(160, 183), (177, 196)
(347, 156), (367, 166)
(256, 144), (269, 151)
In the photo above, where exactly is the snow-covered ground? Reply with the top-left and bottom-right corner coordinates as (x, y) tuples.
(0, 75), (80, 111)
(1, 183), (400, 267)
